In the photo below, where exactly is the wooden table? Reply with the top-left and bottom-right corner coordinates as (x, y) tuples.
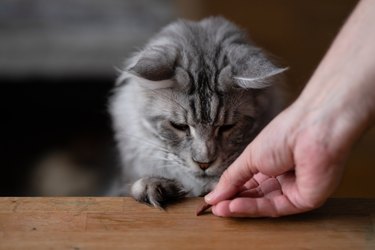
(0, 197), (374, 249)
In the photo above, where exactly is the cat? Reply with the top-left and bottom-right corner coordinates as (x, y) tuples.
(109, 16), (287, 208)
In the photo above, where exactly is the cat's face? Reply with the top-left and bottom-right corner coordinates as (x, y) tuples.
(115, 17), (286, 179)
(143, 85), (259, 178)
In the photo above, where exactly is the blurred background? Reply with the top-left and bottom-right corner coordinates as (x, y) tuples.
(1, 0), (374, 197)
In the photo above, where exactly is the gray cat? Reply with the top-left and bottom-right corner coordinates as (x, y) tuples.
(109, 17), (287, 207)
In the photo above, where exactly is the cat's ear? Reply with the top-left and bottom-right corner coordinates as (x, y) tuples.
(127, 46), (177, 82)
(226, 45), (288, 89)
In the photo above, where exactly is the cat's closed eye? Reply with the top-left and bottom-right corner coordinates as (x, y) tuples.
(218, 124), (236, 133)
(169, 121), (189, 132)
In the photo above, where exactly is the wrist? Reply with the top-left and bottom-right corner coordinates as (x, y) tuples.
(291, 77), (373, 157)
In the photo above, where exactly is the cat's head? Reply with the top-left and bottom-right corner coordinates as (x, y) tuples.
(117, 17), (287, 179)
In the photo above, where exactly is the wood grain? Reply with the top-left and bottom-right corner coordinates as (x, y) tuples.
(0, 197), (374, 249)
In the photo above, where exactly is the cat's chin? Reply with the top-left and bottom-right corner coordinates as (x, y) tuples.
(195, 172), (208, 178)
(193, 171), (218, 179)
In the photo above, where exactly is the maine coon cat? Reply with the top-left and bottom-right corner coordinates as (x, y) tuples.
(109, 17), (287, 207)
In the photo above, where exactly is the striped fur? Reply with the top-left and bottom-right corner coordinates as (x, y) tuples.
(109, 17), (287, 207)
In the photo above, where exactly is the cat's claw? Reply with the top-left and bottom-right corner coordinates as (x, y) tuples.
(131, 177), (186, 208)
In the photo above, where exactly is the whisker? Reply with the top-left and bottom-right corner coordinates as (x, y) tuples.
(119, 133), (171, 152)
(117, 134), (185, 163)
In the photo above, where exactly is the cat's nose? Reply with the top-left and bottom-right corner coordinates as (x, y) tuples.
(195, 161), (213, 170)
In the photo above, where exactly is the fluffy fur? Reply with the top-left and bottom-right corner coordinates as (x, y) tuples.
(109, 17), (287, 207)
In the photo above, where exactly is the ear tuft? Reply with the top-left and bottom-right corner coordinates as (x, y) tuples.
(233, 67), (288, 89)
(228, 44), (288, 89)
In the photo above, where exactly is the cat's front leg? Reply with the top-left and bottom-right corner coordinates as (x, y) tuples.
(131, 177), (187, 208)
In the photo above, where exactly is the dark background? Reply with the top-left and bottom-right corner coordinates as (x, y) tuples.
(1, 76), (114, 195)
(0, 0), (176, 195)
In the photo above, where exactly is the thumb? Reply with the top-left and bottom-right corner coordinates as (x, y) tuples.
(205, 144), (257, 205)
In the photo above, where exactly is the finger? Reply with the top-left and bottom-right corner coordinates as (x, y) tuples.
(240, 173), (275, 195)
(258, 177), (282, 196)
(252, 173), (271, 184)
(242, 172), (269, 190)
(237, 188), (262, 198)
(237, 176), (268, 195)
(242, 178), (259, 190)
(238, 177), (282, 198)
(211, 195), (303, 218)
(205, 146), (256, 205)
(205, 111), (298, 206)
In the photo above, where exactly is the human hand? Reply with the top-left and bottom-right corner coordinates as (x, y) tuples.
(204, 101), (367, 217)
(204, 0), (375, 217)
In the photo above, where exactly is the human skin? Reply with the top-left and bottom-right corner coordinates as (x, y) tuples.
(204, 0), (375, 217)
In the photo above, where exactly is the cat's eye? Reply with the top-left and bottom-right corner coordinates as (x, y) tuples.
(219, 124), (236, 133)
(170, 121), (189, 131)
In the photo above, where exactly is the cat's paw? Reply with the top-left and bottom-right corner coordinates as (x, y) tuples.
(131, 177), (187, 208)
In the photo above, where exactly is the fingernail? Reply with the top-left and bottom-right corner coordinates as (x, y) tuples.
(205, 192), (214, 202)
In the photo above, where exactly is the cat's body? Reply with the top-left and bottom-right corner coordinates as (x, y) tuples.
(109, 17), (287, 207)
